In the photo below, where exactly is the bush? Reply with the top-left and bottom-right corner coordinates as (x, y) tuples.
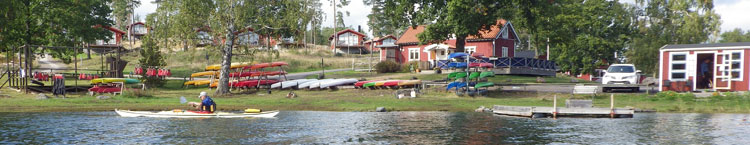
(375, 60), (402, 73)
(653, 91), (694, 102)
(400, 61), (421, 72)
(122, 89), (154, 98)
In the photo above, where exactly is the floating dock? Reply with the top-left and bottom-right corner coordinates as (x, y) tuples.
(492, 95), (634, 118)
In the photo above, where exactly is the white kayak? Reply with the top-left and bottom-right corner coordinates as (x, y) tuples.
(299, 79), (331, 89)
(320, 78), (358, 88)
(281, 79), (315, 89)
(270, 79), (314, 89)
(115, 109), (279, 118)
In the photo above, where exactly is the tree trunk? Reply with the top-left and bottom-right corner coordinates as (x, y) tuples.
(455, 36), (466, 53)
(215, 23), (236, 95)
(182, 40), (188, 51)
(87, 48), (92, 59)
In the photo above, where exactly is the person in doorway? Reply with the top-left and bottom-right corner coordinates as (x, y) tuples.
(699, 59), (712, 88)
(188, 92), (217, 113)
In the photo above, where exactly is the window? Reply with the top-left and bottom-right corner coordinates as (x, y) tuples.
(337, 32), (359, 46)
(465, 46), (476, 55)
(669, 53), (687, 80)
(502, 47), (508, 57)
(382, 38), (395, 45)
(728, 52), (743, 80)
(408, 48), (420, 61)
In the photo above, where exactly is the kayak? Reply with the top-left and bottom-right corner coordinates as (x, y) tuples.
(446, 82), (467, 91)
(191, 71), (218, 77)
(468, 72), (481, 79)
(91, 78), (139, 84)
(271, 79), (310, 89)
(468, 63), (494, 68)
(270, 61), (288, 67)
(374, 80), (390, 87)
(447, 72), (458, 79)
(355, 80), (380, 88)
(475, 82), (494, 88)
(280, 79), (316, 89)
(454, 72), (468, 79)
(244, 63), (271, 70)
(205, 62), (254, 71)
(480, 71), (495, 78)
(363, 80), (390, 88)
(186, 80), (213, 86)
(398, 80), (422, 86)
(319, 79), (358, 88)
(382, 80), (403, 87)
(115, 109), (279, 118)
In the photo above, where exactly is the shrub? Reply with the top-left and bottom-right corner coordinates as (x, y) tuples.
(375, 60), (402, 73)
(401, 61), (421, 72)
(653, 91), (694, 102)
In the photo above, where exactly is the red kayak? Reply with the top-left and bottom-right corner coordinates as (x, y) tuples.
(233, 80), (280, 88)
(250, 71), (286, 77)
(469, 63), (494, 68)
(382, 80), (403, 87)
(89, 85), (121, 93)
(355, 80), (379, 88)
(271, 61), (288, 67)
(244, 63), (271, 70)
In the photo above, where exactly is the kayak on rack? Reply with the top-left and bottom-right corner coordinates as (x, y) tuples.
(115, 109), (279, 118)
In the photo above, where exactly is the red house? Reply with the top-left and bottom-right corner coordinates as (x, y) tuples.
(364, 35), (397, 52)
(385, 19), (521, 68)
(90, 25), (126, 47)
(659, 42), (750, 92)
(329, 29), (367, 53)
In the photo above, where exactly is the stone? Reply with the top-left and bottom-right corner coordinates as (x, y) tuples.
(376, 107), (387, 112)
(475, 106), (486, 112)
(36, 93), (49, 100)
(96, 95), (111, 100)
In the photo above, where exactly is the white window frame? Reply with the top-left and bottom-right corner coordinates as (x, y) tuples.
(465, 46), (476, 55)
(502, 29), (509, 39)
(408, 48), (420, 61)
(724, 51), (743, 81)
(669, 53), (687, 81)
(501, 47), (508, 57)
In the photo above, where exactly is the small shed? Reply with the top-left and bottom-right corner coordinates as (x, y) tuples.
(659, 42), (750, 92)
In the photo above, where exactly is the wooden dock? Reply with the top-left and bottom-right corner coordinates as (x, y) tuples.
(492, 95), (634, 118)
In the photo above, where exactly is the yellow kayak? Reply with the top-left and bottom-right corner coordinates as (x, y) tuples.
(184, 80), (212, 86)
(398, 80), (422, 86)
(205, 62), (254, 71)
(191, 71), (218, 77)
(374, 80), (390, 87)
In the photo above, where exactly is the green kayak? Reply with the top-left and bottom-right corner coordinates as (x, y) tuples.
(479, 71), (495, 78)
(475, 82), (494, 88)
(454, 72), (468, 79)
(362, 82), (378, 88)
(447, 72), (459, 79)
(124, 78), (140, 84)
(468, 72), (481, 79)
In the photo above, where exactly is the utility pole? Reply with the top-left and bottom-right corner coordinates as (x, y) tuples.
(546, 38), (550, 60)
(332, 0), (336, 54)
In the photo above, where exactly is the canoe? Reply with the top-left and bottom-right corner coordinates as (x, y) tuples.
(468, 72), (481, 79)
(309, 79), (331, 89)
(281, 79), (315, 89)
(454, 72), (468, 79)
(382, 80), (403, 87)
(354, 80), (379, 88)
(298, 79), (331, 89)
(398, 80), (422, 86)
(271, 61), (288, 67)
(271, 79), (306, 89)
(188, 80), (212, 86)
(205, 62), (254, 71)
(115, 109), (279, 118)
(374, 80), (390, 87)
(90, 78), (140, 84)
(468, 63), (494, 68)
(191, 71), (217, 77)
(475, 82), (494, 88)
(480, 71), (495, 78)
(446, 82), (467, 91)
(320, 79), (358, 88)
(363, 80), (389, 88)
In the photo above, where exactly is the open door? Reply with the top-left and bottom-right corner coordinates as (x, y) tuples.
(714, 52), (732, 90)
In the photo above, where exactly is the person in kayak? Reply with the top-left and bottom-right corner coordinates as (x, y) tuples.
(188, 92), (216, 113)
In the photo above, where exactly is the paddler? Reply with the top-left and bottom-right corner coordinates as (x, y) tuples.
(188, 92), (217, 113)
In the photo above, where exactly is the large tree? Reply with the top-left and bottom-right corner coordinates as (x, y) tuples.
(625, 0), (721, 75)
(364, 0), (406, 37)
(111, 0), (140, 30)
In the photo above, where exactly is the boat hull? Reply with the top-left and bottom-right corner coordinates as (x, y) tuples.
(115, 109), (279, 118)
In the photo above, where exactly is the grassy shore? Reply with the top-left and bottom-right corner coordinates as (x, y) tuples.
(3, 79), (750, 113)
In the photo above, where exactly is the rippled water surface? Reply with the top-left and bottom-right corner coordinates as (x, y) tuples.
(1, 111), (749, 144)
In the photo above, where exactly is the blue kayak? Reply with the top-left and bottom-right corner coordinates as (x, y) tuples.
(446, 82), (468, 91)
(448, 53), (468, 59)
(448, 62), (467, 68)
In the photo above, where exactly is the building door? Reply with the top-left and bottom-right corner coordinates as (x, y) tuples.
(714, 52), (732, 90)
(386, 49), (397, 62)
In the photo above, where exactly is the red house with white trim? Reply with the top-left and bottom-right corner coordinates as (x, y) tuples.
(659, 42), (750, 92)
(90, 25), (126, 47)
(329, 29), (367, 53)
(384, 19), (521, 67)
(127, 22), (150, 39)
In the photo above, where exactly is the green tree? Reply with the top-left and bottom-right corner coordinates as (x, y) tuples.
(111, 0), (140, 30)
(719, 28), (750, 43)
(138, 36), (167, 88)
(364, 0), (407, 37)
(625, 0), (721, 75)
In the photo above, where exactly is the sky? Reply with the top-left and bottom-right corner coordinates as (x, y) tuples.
(134, 0), (750, 38)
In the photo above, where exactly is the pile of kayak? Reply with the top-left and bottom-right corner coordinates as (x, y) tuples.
(270, 78), (358, 89)
(354, 80), (422, 89)
(183, 61), (289, 89)
(443, 52), (496, 96)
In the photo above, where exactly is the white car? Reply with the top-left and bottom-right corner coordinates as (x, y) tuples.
(602, 64), (640, 85)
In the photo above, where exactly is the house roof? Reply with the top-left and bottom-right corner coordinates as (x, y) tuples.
(396, 19), (515, 45)
(328, 29), (366, 40)
(365, 35), (398, 43)
(94, 25), (126, 34)
(661, 42), (750, 50)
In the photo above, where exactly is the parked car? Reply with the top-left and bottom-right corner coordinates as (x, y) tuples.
(602, 64), (641, 92)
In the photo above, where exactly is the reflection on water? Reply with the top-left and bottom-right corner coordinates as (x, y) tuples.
(1, 111), (749, 144)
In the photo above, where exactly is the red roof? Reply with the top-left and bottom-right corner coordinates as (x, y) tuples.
(328, 29), (366, 40)
(364, 35), (397, 43)
(396, 19), (509, 45)
(93, 25), (126, 34)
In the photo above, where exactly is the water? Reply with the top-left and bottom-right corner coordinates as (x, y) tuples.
(1, 111), (749, 144)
